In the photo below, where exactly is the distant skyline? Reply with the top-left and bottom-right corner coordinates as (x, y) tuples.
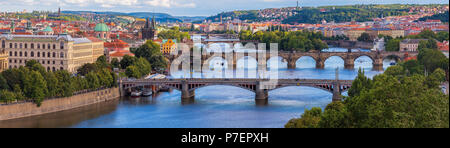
(0, 0), (448, 16)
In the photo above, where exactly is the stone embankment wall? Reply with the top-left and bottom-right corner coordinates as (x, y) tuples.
(0, 88), (120, 121)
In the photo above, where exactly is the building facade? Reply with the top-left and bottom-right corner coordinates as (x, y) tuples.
(161, 39), (177, 54)
(400, 39), (427, 52)
(1, 34), (104, 73)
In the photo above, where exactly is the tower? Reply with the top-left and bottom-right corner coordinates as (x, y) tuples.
(10, 21), (15, 33)
(141, 17), (156, 40)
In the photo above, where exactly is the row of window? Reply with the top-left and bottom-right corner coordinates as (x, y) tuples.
(1, 40), (65, 50)
(9, 65), (63, 71)
(10, 51), (65, 58)
(9, 59), (64, 65)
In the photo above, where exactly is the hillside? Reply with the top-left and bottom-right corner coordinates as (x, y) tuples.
(62, 11), (183, 23)
(418, 11), (449, 23)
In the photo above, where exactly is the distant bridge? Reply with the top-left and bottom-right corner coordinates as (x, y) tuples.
(164, 51), (418, 71)
(120, 78), (353, 105)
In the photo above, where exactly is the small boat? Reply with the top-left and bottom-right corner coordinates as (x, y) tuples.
(142, 90), (153, 97)
(131, 91), (142, 97)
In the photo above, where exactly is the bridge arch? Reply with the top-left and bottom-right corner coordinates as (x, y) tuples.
(324, 56), (345, 69)
(188, 84), (256, 93)
(296, 56), (317, 69)
(237, 56), (258, 69)
(354, 56), (374, 69)
(267, 56), (288, 69)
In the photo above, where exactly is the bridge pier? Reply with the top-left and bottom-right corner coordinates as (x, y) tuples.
(181, 81), (195, 104)
(344, 58), (355, 69)
(255, 82), (269, 106)
(316, 60), (325, 69)
(373, 58), (384, 71)
(332, 82), (342, 102)
(287, 60), (296, 69)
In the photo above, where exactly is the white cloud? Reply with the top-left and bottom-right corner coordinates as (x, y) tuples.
(143, 0), (196, 8)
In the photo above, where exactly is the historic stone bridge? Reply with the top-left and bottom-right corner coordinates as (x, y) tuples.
(165, 51), (418, 71)
(120, 78), (353, 105)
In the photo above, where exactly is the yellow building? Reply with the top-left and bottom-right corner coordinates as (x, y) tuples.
(1, 34), (104, 73)
(161, 39), (177, 54)
(346, 29), (366, 41)
(0, 47), (7, 72)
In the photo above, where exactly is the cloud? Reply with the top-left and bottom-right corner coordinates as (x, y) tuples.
(143, 0), (196, 8)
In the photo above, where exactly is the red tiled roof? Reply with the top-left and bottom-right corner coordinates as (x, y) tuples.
(104, 39), (129, 48)
(87, 37), (103, 42)
(109, 50), (134, 57)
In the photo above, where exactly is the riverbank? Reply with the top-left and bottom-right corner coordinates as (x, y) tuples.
(0, 87), (120, 121)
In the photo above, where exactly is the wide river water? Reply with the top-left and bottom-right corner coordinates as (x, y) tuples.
(0, 48), (395, 128)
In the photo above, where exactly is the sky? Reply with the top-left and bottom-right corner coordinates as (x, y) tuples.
(0, 0), (448, 16)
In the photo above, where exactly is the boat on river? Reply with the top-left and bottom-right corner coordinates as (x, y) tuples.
(131, 91), (142, 97)
(142, 90), (153, 97)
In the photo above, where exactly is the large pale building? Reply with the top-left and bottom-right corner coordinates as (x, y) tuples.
(0, 34), (104, 73)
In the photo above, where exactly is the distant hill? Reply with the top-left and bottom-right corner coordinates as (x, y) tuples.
(62, 11), (183, 23)
(418, 11), (449, 23)
(205, 4), (448, 24)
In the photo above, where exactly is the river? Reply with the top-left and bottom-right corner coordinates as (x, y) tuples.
(0, 48), (395, 128)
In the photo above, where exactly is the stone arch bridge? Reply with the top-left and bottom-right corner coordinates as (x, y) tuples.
(165, 51), (418, 71)
(120, 78), (353, 105)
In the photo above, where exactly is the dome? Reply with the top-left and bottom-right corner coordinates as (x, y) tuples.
(94, 23), (110, 32)
(42, 26), (53, 32)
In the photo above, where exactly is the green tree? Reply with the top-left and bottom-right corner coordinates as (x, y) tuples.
(55, 70), (74, 97)
(120, 55), (137, 69)
(385, 38), (401, 51)
(111, 58), (120, 68)
(348, 69), (372, 97)
(24, 71), (47, 107)
(285, 107), (322, 128)
(86, 72), (100, 89)
(96, 55), (110, 69)
(0, 75), (9, 90)
(418, 48), (448, 73)
(125, 65), (141, 78)
(357, 33), (372, 42)
(77, 63), (98, 76)
(0, 90), (16, 104)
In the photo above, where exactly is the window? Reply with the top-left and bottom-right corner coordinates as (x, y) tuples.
(19, 52), (22, 57)
(47, 67), (50, 71)
(53, 61), (55, 64)
(9, 51), (12, 56)
(24, 52), (27, 57)
(60, 52), (64, 58)
(48, 44), (51, 50)
(24, 43), (27, 49)
(60, 67), (63, 70)
(42, 52), (45, 57)
(31, 51), (34, 57)
(60, 61), (63, 65)
(37, 44), (40, 49)
(48, 52), (50, 57)
(52, 67), (55, 71)
(53, 52), (56, 58)
(37, 52), (40, 57)
(14, 51), (17, 56)
(9, 43), (12, 48)
(60, 41), (64, 49)
(47, 61), (50, 64)
(53, 44), (56, 49)
(1, 40), (5, 48)
(19, 43), (22, 49)
(42, 44), (45, 49)
(31, 43), (34, 49)
(14, 43), (17, 48)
